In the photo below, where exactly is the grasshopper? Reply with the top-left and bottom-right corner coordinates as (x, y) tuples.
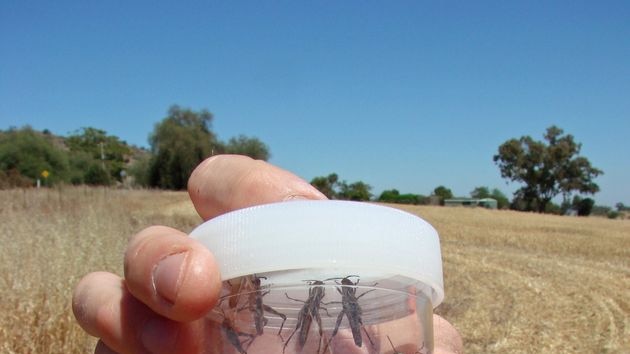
(283, 280), (329, 354)
(323, 275), (376, 352)
(219, 307), (255, 354)
(240, 275), (287, 336)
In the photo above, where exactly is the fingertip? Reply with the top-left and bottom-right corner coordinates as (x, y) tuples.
(433, 314), (464, 354)
(73, 272), (121, 338)
(124, 226), (222, 322)
(187, 154), (327, 220)
(169, 242), (222, 320)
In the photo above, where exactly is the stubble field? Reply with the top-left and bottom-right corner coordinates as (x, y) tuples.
(0, 187), (628, 353)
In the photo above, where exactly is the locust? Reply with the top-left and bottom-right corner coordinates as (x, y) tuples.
(219, 307), (255, 354)
(239, 275), (287, 336)
(322, 275), (376, 352)
(283, 280), (329, 354)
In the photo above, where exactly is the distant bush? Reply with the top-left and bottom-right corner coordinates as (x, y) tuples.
(575, 197), (595, 216)
(591, 205), (611, 217)
(432, 186), (453, 206)
(471, 186), (509, 209)
(0, 127), (69, 186)
(544, 202), (562, 215)
(607, 210), (620, 219)
(84, 165), (112, 186)
(377, 189), (428, 205)
(0, 169), (33, 189)
(128, 154), (151, 187)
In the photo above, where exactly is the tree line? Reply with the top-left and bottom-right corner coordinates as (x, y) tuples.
(1, 107), (622, 217)
(0, 105), (269, 189)
(308, 126), (617, 217)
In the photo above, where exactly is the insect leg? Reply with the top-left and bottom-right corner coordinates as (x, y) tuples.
(285, 293), (306, 303)
(223, 324), (255, 354)
(387, 336), (403, 354)
(355, 288), (377, 299)
(362, 326), (375, 348)
(315, 310), (324, 354)
(262, 304), (287, 334)
(322, 309), (345, 354)
(282, 309), (304, 354)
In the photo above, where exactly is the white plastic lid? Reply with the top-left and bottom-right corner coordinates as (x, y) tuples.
(189, 200), (444, 307)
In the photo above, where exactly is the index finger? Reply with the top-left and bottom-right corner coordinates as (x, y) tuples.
(188, 155), (327, 220)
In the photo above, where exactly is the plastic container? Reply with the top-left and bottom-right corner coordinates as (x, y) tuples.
(190, 200), (444, 354)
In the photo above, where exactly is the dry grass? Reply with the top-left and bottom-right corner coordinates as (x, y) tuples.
(0, 187), (201, 353)
(1, 188), (628, 353)
(393, 204), (630, 354)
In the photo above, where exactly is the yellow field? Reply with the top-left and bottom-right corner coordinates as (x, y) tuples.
(1, 188), (628, 353)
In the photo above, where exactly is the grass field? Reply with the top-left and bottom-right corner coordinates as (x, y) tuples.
(1, 187), (628, 353)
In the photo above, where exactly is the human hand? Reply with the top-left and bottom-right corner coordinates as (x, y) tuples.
(72, 154), (463, 354)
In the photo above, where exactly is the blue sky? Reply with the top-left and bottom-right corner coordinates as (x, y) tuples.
(1, 1), (629, 207)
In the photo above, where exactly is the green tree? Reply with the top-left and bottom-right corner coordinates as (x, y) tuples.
(67, 150), (97, 185)
(378, 189), (428, 205)
(310, 173), (373, 201)
(493, 126), (603, 213)
(471, 186), (509, 209)
(222, 135), (270, 161)
(148, 105), (219, 189)
(338, 181), (372, 201)
(378, 189), (401, 202)
(569, 195), (595, 216)
(84, 164), (112, 185)
(470, 186), (490, 199)
(310, 173), (339, 199)
(0, 127), (69, 186)
(490, 188), (510, 209)
(66, 127), (131, 184)
(433, 185), (453, 205)
(128, 152), (151, 187)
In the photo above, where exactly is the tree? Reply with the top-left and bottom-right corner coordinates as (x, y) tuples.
(128, 152), (151, 187)
(148, 105), (220, 189)
(84, 164), (112, 185)
(66, 127), (131, 184)
(378, 189), (401, 202)
(310, 173), (372, 201)
(493, 126), (602, 213)
(378, 189), (428, 205)
(433, 185), (453, 205)
(338, 181), (372, 201)
(490, 188), (510, 209)
(470, 186), (490, 199)
(68, 150), (99, 185)
(571, 195), (595, 216)
(471, 186), (509, 209)
(222, 135), (270, 161)
(0, 127), (69, 186)
(310, 173), (339, 199)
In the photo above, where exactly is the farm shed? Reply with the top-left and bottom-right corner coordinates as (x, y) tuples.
(444, 198), (498, 209)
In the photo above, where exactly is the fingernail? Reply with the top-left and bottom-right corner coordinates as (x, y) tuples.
(142, 317), (178, 353)
(153, 252), (187, 304)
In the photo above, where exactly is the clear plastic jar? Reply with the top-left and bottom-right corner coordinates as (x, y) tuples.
(190, 201), (444, 354)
